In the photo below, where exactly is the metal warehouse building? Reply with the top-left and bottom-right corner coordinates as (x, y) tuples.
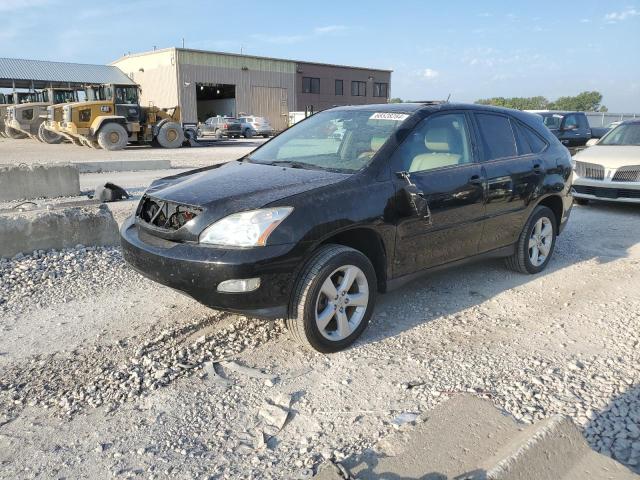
(111, 48), (392, 130)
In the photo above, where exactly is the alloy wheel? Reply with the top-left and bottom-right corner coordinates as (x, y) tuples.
(528, 217), (553, 267)
(314, 265), (369, 341)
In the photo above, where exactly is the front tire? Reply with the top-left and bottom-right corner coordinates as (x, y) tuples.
(97, 123), (128, 151)
(287, 244), (377, 353)
(156, 121), (184, 149)
(505, 205), (557, 274)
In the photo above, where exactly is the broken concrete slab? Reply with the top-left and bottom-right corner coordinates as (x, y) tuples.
(0, 164), (80, 201)
(73, 159), (171, 173)
(315, 395), (637, 480)
(0, 204), (119, 258)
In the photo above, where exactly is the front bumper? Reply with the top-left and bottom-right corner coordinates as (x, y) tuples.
(572, 177), (640, 204)
(120, 216), (301, 319)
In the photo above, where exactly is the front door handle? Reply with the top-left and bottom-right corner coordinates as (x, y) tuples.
(469, 175), (483, 185)
(533, 164), (544, 174)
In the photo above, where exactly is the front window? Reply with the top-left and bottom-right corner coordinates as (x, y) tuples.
(599, 124), (640, 146)
(248, 109), (410, 173)
(540, 114), (562, 129)
(87, 85), (113, 101)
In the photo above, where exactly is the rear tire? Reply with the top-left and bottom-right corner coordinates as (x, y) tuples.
(4, 125), (27, 139)
(287, 244), (377, 353)
(243, 129), (253, 139)
(505, 205), (557, 274)
(97, 123), (128, 151)
(574, 198), (589, 206)
(156, 121), (184, 149)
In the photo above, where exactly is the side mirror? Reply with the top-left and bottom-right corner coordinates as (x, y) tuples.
(586, 138), (599, 147)
(396, 171), (431, 222)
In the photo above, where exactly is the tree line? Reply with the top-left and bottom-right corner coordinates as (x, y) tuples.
(390, 91), (608, 112)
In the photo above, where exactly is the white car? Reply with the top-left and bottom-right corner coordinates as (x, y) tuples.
(572, 121), (640, 204)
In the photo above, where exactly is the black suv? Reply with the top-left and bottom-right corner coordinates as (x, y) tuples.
(538, 111), (592, 152)
(121, 103), (573, 352)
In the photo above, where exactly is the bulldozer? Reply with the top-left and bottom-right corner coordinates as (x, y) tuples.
(5, 88), (78, 143)
(45, 83), (186, 150)
(0, 92), (40, 139)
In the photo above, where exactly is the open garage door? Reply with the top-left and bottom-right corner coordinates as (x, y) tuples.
(250, 86), (288, 132)
(196, 83), (236, 121)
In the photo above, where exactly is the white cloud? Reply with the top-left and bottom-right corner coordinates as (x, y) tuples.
(478, 12), (492, 17)
(604, 7), (640, 22)
(580, 18), (591, 23)
(420, 68), (440, 80)
(314, 25), (347, 34)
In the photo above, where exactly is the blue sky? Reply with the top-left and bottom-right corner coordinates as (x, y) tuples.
(1, 0), (639, 111)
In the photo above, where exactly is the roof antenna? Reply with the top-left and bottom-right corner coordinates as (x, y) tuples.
(446, 93), (451, 103)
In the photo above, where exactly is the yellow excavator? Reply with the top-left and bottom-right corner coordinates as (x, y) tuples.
(45, 83), (186, 150)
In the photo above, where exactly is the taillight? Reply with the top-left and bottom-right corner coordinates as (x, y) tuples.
(223, 123), (228, 129)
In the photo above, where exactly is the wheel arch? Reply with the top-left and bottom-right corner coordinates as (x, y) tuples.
(535, 194), (563, 233)
(91, 116), (127, 135)
(317, 227), (388, 293)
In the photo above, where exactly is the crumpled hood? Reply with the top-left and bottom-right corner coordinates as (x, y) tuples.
(574, 145), (640, 169)
(141, 160), (349, 239)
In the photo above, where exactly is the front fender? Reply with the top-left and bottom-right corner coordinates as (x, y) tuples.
(90, 116), (127, 136)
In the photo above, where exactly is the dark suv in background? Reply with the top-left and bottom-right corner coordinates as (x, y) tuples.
(537, 111), (592, 153)
(122, 103), (573, 353)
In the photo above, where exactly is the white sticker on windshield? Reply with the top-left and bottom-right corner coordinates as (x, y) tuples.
(369, 112), (409, 121)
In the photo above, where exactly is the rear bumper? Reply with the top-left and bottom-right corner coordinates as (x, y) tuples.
(120, 216), (300, 319)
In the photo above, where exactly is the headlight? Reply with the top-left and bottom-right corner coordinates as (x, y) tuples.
(199, 207), (293, 247)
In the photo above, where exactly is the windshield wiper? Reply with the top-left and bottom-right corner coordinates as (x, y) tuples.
(268, 160), (319, 170)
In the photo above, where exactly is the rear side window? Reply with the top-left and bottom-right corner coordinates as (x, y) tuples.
(577, 114), (589, 129)
(520, 122), (548, 153)
(475, 113), (517, 160)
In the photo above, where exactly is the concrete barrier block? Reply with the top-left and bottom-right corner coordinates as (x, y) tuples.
(73, 160), (171, 173)
(0, 205), (120, 258)
(0, 164), (80, 201)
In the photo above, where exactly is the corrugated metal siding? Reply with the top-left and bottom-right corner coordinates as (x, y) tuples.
(250, 86), (289, 131)
(0, 57), (135, 87)
(112, 50), (179, 111)
(177, 50), (295, 74)
(177, 63), (295, 124)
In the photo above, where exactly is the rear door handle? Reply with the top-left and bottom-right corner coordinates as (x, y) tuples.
(469, 175), (484, 185)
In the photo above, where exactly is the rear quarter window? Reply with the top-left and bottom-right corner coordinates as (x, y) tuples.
(475, 113), (517, 160)
(520, 122), (548, 153)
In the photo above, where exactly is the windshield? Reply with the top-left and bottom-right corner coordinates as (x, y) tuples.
(540, 114), (562, 129)
(52, 90), (77, 104)
(599, 124), (640, 146)
(248, 109), (409, 173)
(87, 85), (112, 101)
(115, 86), (139, 104)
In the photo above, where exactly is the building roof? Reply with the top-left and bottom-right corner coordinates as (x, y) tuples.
(112, 47), (393, 73)
(0, 57), (136, 89)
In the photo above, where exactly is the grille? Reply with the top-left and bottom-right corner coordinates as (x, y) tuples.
(574, 161), (604, 180)
(612, 166), (640, 183)
(573, 185), (640, 199)
(137, 195), (201, 231)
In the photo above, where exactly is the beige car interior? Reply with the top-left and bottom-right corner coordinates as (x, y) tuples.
(407, 116), (471, 172)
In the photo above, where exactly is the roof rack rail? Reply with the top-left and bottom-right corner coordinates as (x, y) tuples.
(414, 100), (448, 105)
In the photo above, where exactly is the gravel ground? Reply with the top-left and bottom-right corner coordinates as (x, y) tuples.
(0, 136), (266, 169)
(1, 203), (639, 479)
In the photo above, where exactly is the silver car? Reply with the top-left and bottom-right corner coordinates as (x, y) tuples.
(238, 116), (273, 138)
(572, 121), (640, 204)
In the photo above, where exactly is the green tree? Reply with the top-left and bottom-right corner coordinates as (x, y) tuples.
(548, 91), (605, 112)
(475, 96), (550, 110)
(389, 97), (404, 103)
